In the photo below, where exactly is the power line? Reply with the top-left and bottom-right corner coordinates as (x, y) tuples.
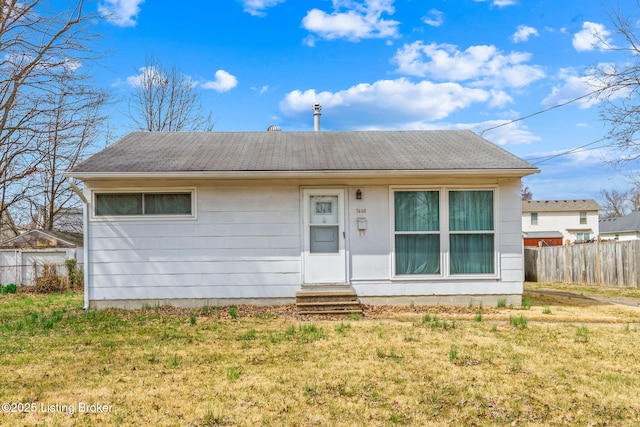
(478, 90), (600, 136)
(526, 137), (611, 165)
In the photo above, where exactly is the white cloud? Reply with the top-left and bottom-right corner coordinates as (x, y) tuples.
(251, 85), (269, 94)
(393, 41), (545, 88)
(486, 89), (513, 108)
(280, 78), (493, 128)
(202, 70), (238, 93)
(473, 120), (540, 146)
(473, 0), (517, 7)
(572, 22), (613, 52)
(126, 66), (163, 87)
(567, 148), (611, 165)
(528, 147), (610, 168)
(125, 67), (237, 93)
(541, 68), (614, 109)
(422, 9), (443, 27)
(512, 25), (538, 43)
(239, 0), (286, 17)
(302, 0), (399, 42)
(98, 0), (144, 27)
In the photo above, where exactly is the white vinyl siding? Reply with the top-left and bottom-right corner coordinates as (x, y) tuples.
(88, 185), (301, 301)
(84, 178), (525, 306)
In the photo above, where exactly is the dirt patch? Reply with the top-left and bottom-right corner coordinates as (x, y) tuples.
(526, 289), (640, 308)
(524, 290), (610, 307)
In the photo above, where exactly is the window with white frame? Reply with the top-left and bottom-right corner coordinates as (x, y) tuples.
(576, 232), (591, 241)
(393, 188), (495, 277)
(531, 212), (538, 225)
(394, 191), (441, 275)
(95, 192), (193, 217)
(579, 211), (587, 224)
(449, 191), (494, 274)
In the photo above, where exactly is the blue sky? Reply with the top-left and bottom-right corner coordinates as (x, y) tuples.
(84, 0), (640, 202)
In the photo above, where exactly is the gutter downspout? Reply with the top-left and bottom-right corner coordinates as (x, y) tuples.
(70, 178), (90, 310)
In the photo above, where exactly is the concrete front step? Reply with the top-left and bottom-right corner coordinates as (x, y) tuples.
(296, 289), (362, 315)
(296, 291), (358, 304)
(298, 310), (363, 315)
(297, 302), (361, 311)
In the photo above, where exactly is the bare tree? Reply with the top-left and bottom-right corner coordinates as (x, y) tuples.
(630, 190), (640, 211)
(0, 0), (99, 229)
(628, 175), (640, 211)
(599, 188), (630, 218)
(129, 57), (214, 132)
(591, 2), (640, 163)
(29, 68), (108, 230)
(521, 185), (533, 201)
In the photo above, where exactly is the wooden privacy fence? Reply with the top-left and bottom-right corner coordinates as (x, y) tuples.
(524, 240), (640, 288)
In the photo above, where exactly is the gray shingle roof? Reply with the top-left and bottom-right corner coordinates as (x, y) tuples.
(0, 229), (83, 248)
(70, 130), (537, 176)
(523, 231), (565, 238)
(522, 200), (600, 212)
(599, 210), (640, 233)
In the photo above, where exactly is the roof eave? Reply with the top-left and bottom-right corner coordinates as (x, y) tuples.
(66, 168), (540, 181)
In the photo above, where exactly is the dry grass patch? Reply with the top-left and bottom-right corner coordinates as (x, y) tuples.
(1, 290), (640, 426)
(526, 280), (640, 302)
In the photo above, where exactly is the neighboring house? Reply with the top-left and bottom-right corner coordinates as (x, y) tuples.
(0, 229), (83, 285)
(522, 199), (600, 246)
(67, 129), (538, 309)
(0, 207), (19, 242)
(522, 231), (564, 247)
(599, 209), (640, 241)
(33, 207), (83, 234)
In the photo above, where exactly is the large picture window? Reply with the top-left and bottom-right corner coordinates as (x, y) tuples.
(95, 192), (193, 217)
(394, 191), (440, 275)
(393, 188), (496, 277)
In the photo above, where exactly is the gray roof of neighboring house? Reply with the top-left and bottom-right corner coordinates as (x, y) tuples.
(523, 231), (564, 238)
(599, 209), (640, 234)
(0, 229), (83, 249)
(69, 130), (538, 177)
(522, 199), (600, 213)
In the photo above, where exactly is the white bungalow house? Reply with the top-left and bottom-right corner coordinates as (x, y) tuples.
(522, 200), (600, 245)
(67, 129), (538, 309)
(599, 209), (640, 241)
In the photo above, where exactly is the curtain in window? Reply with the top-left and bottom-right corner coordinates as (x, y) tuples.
(395, 191), (439, 231)
(449, 190), (494, 274)
(144, 193), (191, 215)
(394, 191), (440, 274)
(395, 235), (440, 274)
(450, 234), (494, 274)
(449, 191), (493, 231)
(96, 194), (142, 215)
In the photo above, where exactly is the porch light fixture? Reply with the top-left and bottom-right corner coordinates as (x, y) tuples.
(356, 189), (362, 200)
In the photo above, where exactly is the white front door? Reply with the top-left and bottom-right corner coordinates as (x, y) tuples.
(302, 189), (347, 284)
